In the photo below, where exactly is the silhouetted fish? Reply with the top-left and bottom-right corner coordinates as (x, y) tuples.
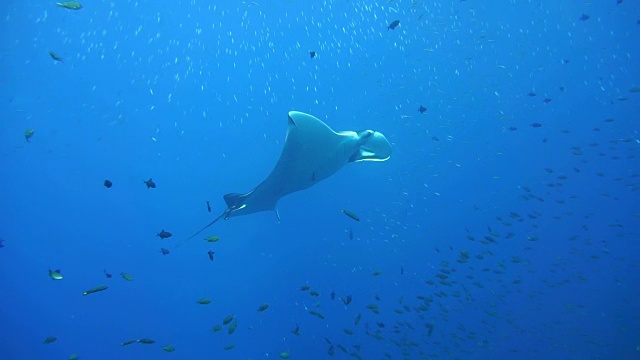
(157, 229), (172, 239)
(530, 122), (542, 128)
(160, 248), (170, 255)
(579, 14), (590, 21)
(387, 20), (400, 30)
(104, 180), (112, 188)
(144, 178), (156, 188)
(206, 200), (211, 212)
(418, 105), (427, 114)
(208, 250), (215, 261)
(309, 51), (317, 58)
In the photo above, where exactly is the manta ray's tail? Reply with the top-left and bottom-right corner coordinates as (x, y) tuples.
(173, 211), (226, 249)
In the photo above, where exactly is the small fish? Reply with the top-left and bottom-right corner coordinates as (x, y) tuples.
(137, 338), (155, 344)
(224, 344), (235, 350)
(400, 265), (404, 275)
(579, 14), (590, 21)
(56, 1), (83, 10)
(228, 320), (238, 334)
(343, 328), (353, 335)
(206, 200), (211, 212)
(157, 229), (172, 239)
(222, 315), (234, 325)
(212, 325), (223, 332)
(280, 352), (290, 359)
(0, 239), (4, 248)
(377, 322), (385, 328)
(48, 269), (63, 280)
(309, 290), (320, 297)
(308, 310), (325, 319)
(543, 98), (552, 103)
(82, 285), (108, 296)
(300, 285), (310, 291)
(341, 294), (352, 305)
(372, 270), (382, 276)
(24, 129), (35, 142)
(48, 51), (63, 62)
(160, 248), (170, 255)
(121, 339), (137, 346)
(103, 270), (112, 278)
(161, 345), (175, 352)
(43, 336), (57, 344)
(418, 105), (427, 114)
(291, 324), (300, 335)
(349, 229), (354, 240)
(330, 290), (335, 300)
(208, 250), (215, 261)
(310, 51), (317, 58)
(68, 354), (79, 360)
(354, 313), (361, 325)
(204, 235), (220, 242)
(196, 297), (211, 305)
(387, 19), (400, 30)
(527, 92), (536, 97)
(341, 209), (360, 221)
(120, 272), (133, 281)
(143, 178), (156, 189)
(103, 180), (112, 188)
(257, 303), (269, 312)
(530, 122), (542, 128)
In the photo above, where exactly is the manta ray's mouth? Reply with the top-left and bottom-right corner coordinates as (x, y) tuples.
(351, 130), (392, 162)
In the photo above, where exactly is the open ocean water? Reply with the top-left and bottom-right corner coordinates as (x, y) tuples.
(1, 1), (639, 359)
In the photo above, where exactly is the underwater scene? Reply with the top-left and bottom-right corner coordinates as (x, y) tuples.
(1, 0), (639, 359)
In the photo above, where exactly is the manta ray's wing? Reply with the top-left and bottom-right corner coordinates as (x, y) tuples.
(221, 111), (391, 219)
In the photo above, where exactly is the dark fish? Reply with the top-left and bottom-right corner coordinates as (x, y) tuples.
(208, 250), (215, 261)
(349, 229), (354, 240)
(527, 92), (536, 97)
(559, 86), (565, 92)
(0, 239), (4, 248)
(160, 248), (170, 255)
(579, 14), (590, 21)
(310, 51), (317, 58)
(48, 51), (63, 62)
(121, 339), (137, 346)
(143, 178), (156, 188)
(291, 324), (300, 335)
(400, 265), (404, 275)
(138, 338), (155, 344)
(562, 59), (570, 64)
(377, 322), (385, 328)
(341, 294), (352, 305)
(508, 126), (518, 131)
(543, 98), (552, 103)
(104, 270), (112, 278)
(387, 20), (400, 30)
(418, 105), (427, 114)
(43, 336), (57, 344)
(157, 229), (172, 239)
(617, 0), (623, 4)
(341, 209), (360, 221)
(530, 122), (542, 128)
(330, 290), (335, 300)
(206, 200), (211, 212)
(104, 180), (113, 188)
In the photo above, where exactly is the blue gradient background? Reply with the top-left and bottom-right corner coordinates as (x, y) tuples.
(1, 1), (639, 359)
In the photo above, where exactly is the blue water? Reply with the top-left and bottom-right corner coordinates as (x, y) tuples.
(1, 1), (639, 359)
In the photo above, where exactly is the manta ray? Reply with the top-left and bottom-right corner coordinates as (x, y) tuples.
(185, 110), (391, 240)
